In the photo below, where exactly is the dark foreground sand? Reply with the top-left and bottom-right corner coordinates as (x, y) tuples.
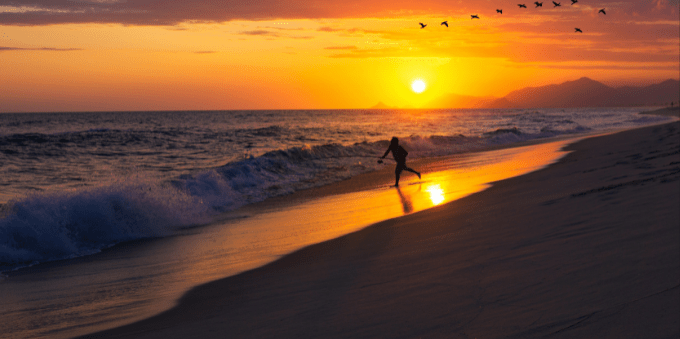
(85, 117), (679, 338)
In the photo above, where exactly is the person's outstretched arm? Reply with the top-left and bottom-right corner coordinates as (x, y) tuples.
(381, 145), (392, 159)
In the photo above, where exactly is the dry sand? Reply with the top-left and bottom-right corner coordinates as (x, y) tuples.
(84, 115), (679, 338)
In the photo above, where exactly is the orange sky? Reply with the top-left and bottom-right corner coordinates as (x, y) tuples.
(1, 0), (678, 112)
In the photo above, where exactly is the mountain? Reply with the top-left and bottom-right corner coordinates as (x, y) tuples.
(612, 79), (680, 107)
(424, 78), (679, 109)
(370, 102), (393, 109)
(502, 77), (679, 108)
(486, 97), (515, 109)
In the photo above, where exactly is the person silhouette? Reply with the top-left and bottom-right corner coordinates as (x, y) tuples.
(380, 137), (421, 187)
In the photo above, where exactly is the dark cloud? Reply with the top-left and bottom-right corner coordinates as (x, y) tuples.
(237, 29), (311, 39)
(317, 26), (342, 32)
(0, 0), (677, 27)
(1, 0), (449, 26)
(537, 63), (679, 71)
(240, 30), (279, 36)
(0, 46), (82, 51)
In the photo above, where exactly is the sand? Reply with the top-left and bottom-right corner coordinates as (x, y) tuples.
(83, 114), (679, 338)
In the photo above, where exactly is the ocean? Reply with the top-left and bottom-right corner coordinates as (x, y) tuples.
(0, 108), (671, 338)
(0, 108), (669, 272)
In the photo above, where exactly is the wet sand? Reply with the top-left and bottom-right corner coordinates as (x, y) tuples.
(84, 114), (679, 338)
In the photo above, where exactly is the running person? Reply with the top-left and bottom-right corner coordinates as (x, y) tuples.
(380, 137), (421, 186)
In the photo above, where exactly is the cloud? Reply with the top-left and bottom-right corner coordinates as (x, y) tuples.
(0, 46), (82, 51)
(236, 28), (312, 39)
(1, 0), (677, 26)
(0, 0), (447, 26)
(240, 30), (279, 37)
(523, 61), (679, 71)
(194, 50), (217, 54)
(317, 26), (342, 32)
(323, 45), (357, 50)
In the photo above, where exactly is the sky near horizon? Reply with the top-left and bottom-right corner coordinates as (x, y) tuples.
(1, 0), (679, 112)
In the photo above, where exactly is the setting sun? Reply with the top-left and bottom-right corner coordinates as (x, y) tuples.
(411, 80), (426, 94)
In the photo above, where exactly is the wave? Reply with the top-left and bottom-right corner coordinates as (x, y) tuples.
(0, 126), (601, 271)
(0, 179), (212, 271)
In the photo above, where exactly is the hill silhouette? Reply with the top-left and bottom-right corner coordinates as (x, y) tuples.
(370, 101), (393, 109)
(424, 78), (679, 109)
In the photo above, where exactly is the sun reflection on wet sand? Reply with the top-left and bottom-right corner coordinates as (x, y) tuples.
(425, 184), (445, 206)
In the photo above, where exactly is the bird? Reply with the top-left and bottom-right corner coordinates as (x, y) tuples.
(419, 22), (427, 28)
(599, 8), (606, 14)
(471, 14), (480, 19)
(553, 1), (561, 7)
(575, 28), (583, 33)
(534, 2), (543, 7)
(497, 9), (503, 14)
(441, 21), (448, 27)
(518, 4), (527, 8)
(571, 0), (577, 4)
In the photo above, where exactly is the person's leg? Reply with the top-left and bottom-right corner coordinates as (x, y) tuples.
(403, 165), (421, 179)
(395, 163), (404, 186)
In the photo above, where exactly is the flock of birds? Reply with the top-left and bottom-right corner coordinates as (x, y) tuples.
(420, 0), (607, 33)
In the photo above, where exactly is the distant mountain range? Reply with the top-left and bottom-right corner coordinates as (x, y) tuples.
(372, 78), (679, 109)
(494, 78), (679, 109)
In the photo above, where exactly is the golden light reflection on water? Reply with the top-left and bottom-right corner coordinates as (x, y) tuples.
(425, 184), (445, 206)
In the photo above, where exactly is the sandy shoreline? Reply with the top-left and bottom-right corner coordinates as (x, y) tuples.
(83, 111), (679, 338)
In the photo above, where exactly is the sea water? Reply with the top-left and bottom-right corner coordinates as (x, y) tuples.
(0, 108), (669, 272)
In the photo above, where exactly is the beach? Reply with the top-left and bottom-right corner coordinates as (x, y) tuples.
(3, 0), (678, 335)
(82, 109), (679, 338)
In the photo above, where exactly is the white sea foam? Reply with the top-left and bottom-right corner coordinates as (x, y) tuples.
(0, 180), (212, 270)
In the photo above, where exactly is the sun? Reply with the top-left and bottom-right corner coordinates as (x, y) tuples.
(411, 79), (426, 93)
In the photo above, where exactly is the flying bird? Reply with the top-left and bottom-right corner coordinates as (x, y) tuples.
(419, 22), (427, 28)
(599, 8), (606, 14)
(518, 4), (527, 8)
(441, 21), (448, 27)
(471, 14), (480, 19)
(535, 2), (543, 7)
(575, 28), (583, 33)
(553, 1), (561, 7)
(571, 0), (577, 4)
(497, 9), (503, 14)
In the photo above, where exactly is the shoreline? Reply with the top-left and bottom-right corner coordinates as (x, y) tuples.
(82, 110), (679, 338)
